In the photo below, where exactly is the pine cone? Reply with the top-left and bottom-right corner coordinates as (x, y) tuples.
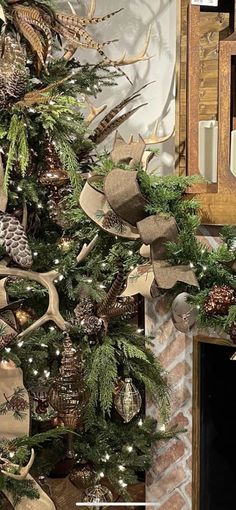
(0, 212), (33, 268)
(204, 285), (235, 316)
(229, 322), (236, 344)
(81, 315), (105, 336)
(101, 210), (125, 233)
(74, 297), (105, 336)
(74, 297), (95, 321)
(0, 36), (29, 108)
(0, 333), (16, 351)
(9, 396), (29, 412)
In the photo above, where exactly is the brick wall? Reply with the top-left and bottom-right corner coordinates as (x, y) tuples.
(145, 298), (192, 510)
(145, 226), (223, 509)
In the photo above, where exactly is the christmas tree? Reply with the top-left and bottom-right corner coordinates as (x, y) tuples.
(0, 1), (177, 508)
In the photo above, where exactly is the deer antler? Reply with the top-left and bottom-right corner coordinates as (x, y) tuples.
(87, 0), (96, 19)
(0, 267), (67, 337)
(84, 96), (107, 125)
(1, 449), (35, 480)
(142, 122), (175, 170)
(76, 234), (98, 263)
(107, 25), (152, 67)
(0, 236), (98, 338)
(144, 121), (175, 145)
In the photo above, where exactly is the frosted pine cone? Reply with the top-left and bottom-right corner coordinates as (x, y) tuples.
(0, 35), (29, 108)
(0, 212), (33, 268)
(204, 285), (235, 316)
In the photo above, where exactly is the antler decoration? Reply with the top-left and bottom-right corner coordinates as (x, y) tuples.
(142, 121), (175, 170)
(1, 1), (152, 75)
(1, 449), (35, 480)
(0, 236), (98, 339)
(106, 25), (152, 68)
(84, 96), (107, 126)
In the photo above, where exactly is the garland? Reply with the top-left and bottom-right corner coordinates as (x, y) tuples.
(83, 166), (236, 340)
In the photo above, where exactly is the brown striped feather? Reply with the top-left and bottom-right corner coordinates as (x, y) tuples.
(79, 8), (123, 26)
(92, 104), (147, 144)
(14, 19), (45, 66)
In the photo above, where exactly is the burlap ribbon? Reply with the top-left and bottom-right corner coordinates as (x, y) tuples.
(104, 170), (198, 290)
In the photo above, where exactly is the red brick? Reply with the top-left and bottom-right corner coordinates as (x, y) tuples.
(154, 442), (185, 477)
(168, 361), (191, 385)
(170, 412), (189, 429)
(154, 466), (186, 500)
(159, 336), (187, 368)
(156, 492), (186, 510)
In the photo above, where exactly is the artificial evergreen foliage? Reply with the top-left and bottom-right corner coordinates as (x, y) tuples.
(0, 0), (178, 506)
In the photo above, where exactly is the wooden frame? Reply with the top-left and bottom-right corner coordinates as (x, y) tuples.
(176, 1), (236, 224)
(192, 335), (233, 510)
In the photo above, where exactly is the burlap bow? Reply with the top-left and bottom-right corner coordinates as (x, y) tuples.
(104, 169), (198, 290)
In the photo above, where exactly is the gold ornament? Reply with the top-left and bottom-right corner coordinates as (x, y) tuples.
(69, 463), (94, 490)
(15, 308), (35, 327)
(48, 332), (86, 429)
(114, 378), (142, 423)
(58, 237), (73, 252)
(82, 484), (113, 509)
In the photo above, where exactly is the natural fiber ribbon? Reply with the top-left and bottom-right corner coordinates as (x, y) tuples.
(104, 169), (198, 290)
(105, 169), (147, 225)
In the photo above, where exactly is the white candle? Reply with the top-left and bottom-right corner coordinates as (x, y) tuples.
(198, 120), (218, 182)
(230, 130), (236, 177)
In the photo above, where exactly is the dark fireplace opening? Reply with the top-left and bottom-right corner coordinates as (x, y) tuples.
(200, 342), (236, 510)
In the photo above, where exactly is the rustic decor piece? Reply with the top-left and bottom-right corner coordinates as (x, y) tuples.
(176, 1), (236, 224)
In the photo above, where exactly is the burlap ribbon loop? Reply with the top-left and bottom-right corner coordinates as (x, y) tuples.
(80, 168), (198, 291)
(105, 169), (147, 226)
(137, 215), (178, 260)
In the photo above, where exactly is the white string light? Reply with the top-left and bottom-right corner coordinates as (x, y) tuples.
(119, 479), (127, 488)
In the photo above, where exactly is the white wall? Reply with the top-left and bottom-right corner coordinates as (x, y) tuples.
(60, 0), (176, 174)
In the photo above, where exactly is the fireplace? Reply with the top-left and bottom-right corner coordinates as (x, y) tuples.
(193, 337), (236, 510)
